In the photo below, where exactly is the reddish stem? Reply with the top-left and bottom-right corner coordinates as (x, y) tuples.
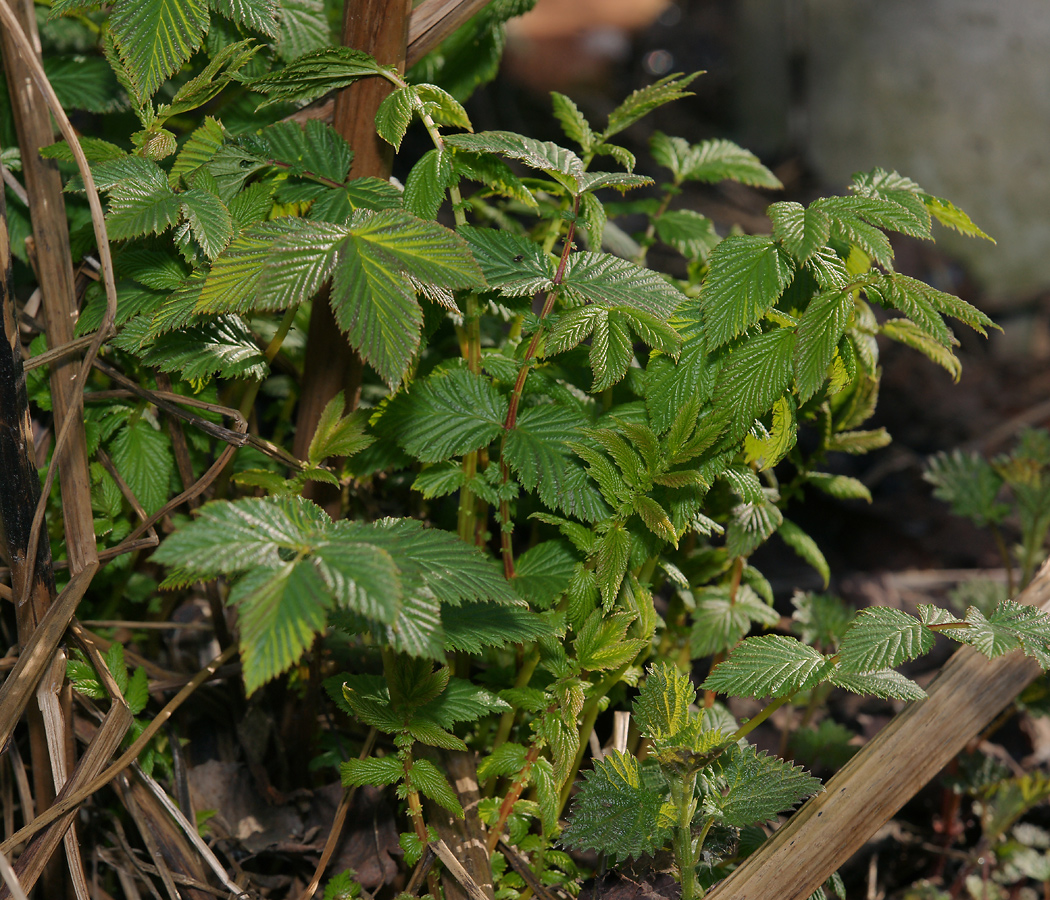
(487, 742), (542, 854)
(499, 198), (580, 579)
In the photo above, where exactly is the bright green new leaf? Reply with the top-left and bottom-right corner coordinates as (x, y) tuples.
(634, 661), (696, 742)
(574, 610), (645, 672)
(806, 473), (872, 503)
(953, 602), (1050, 667)
(794, 290), (854, 403)
(595, 524), (631, 606)
(702, 634), (831, 699)
(850, 169), (932, 239)
(375, 85), (416, 151)
(880, 318), (961, 380)
(923, 194), (994, 242)
(410, 758), (463, 815)
(743, 394), (797, 471)
(551, 91), (594, 152)
(650, 132), (781, 188)
(308, 394), (373, 464)
(837, 607), (934, 673)
(603, 73), (700, 139)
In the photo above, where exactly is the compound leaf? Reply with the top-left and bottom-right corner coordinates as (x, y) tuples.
(837, 607), (934, 673)
(702, 634), (831, 699)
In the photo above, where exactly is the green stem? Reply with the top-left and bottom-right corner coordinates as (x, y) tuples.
(239, 303), (299, 423)
(556, 661), (632, 816)
(729, 695), (790, 744)
(634, 184), (679, 267)
(670, 770), (701, 900)
(490, 649), (540, 755)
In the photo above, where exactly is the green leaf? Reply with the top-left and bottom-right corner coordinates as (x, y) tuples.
(340, 755), (403, 788)
(561, 750), (669, 863)
(923, 194), (994, 242)
(102, 161), (181, 240)
(125, 666), (149, 715)
(701, 235), (794, 348)
(650, 132), (781, 188)
(589, 310), (634, 391)
(442, 602), (552, 654)
(250, 47), (388, 107)
(375, 85), (416, 151)
(513, 541), (578, 608)
(793, 290), (854, 403)
(654, 209), (720, 261)
(880, 318), (961, 379)
(702, 634), (831, 699)
(153, 495), (329, 586)
(170, 117), (226, 186)
(813, 196), (895, 270)
(403, 148), (451, 220)
(828, 667), (926, 702)
(410, 758), (463, 816)
(743, 394), (797, 471)
(633, 495), (677, 546)
(634, 661), (696, 742)
(179, 189), (233, 259)
(308, 393), (373, 464)
(276, 0), (332, 61)
(890, 274), (994, 337)
(478, 742), (528, 781)
(825, 428), (892, 455)
(137, 316), (268, 382)
(157, 40), (258, 119)
(503, 403), (586, 497)
(551, 91), (594, 152)
(561, 251), (684, 319)
(406, 718), (466, 751)
(460, 226), (554, 297)
(837, 607), (935, 673)
(923, 449), (1008, 527)
(806, 473), (872, 503)
(384, 368), (507, 462)
(715, 328), (796, 441)
(110, 417), (175, 515)
(574, 610), (646, 672)
(604, 73), (700, 139)
(232, 561), (331, 694)
(850, 169), (932, 239)
(444, 131), (584, 192)
(311, 540), (402, 625)
(327, 211), (485, 387)
(706, 745), (821, 826)
(595, 524), (631, 606)
(44, 56), (123, 114)
(450, 148), (536, 208)
(212, 0), (278, 37)
(109, 0), (209, 102)
(196, 219), (303, 314)
(768, 201), (831, 265)
(777, 519), (830, 588)
(412, 463), (464, 499)
(953, 602), (1050, 667)
(420, 678), (509, 728)
(106, 643), (129, 693)
(690, 585), (780, 658)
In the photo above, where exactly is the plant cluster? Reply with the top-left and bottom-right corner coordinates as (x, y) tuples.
(5, 1), (1050, 899)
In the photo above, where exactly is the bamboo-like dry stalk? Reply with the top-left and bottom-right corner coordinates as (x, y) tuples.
(707, 560), (1050, 900)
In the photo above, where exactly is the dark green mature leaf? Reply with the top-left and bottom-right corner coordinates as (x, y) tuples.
(109, 0), (209, 102)
(511, 541), (578, 607)
(444, 131), (584, 192)
(460, 226), (554, 296)
(561, 251), (684, 319)
(180, 189), (233, 259)
(504, 403), (586, 494)
(707, 745), (821, 827)
(552, 91), (595, 151)
(837, 607), (934, 673)
(714, 328), (796, 440)
(250, 47), (389, 107)
(813, 196), (895, 270)
(110, 417), (175, 515)
(701, 236), (794, 348)
(794, 290), (854, 403)
(375, 85), (416, 151)
(403, 148), (451, 219)
(828, 667), (926, 702)
(276, 0), (332, 61)
(137, 316), (267, 381)
(778, 519), (830, 588)
(603, 73), (699, 138)
(421, 678), (509, 728)
(103, 160), (181, 239)
(562, 751), (669, 863)
(442, 602), (551, 653)
(232, 561), (331, 694)
(891, 273), (994, 337)
(769, 201), (831, 265)
(212, 0), (278, 36)
(702, 635), (831, 699)
(384, 368), (507, 462)
(45, 56), (123, 114)
(596, 524), (631, 606)
(197, 219), (304, 314)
